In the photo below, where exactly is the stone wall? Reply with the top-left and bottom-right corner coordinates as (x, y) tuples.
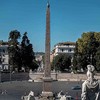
(29, 72), (100, 81)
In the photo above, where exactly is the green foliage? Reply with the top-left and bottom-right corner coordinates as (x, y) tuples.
(51, 54), (71, 72)
(95, 47), (100, 71)
(74, 32), (100, 71)
(8, 30), (21, 71)
(77, 32), (100, 54)
(21, 32), (38, 71)
(8, 30), (21, 46)
(8, 30), (38, 71)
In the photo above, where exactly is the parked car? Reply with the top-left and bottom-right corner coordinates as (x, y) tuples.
(71, 85), (81, 90)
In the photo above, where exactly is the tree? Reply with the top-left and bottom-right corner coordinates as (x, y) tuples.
(86, 33), (99, 65)
(8, 30), (21, 46)
(95, 46), (100, 71)
(51, 54), (71, 72)
(77, 32), (100, 54)
(21, 32), (38, 71)
(74, 32), (100, 71)
(8, 30), (21, 71)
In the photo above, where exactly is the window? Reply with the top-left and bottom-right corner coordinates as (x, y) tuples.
(3, 49), (5, 53)
(61, 49), (64, 52)
(69, 49), (72, 52)
(4, 65), (8, 70)
(2, 58), (5, 62)
(3, 54), (5, 57)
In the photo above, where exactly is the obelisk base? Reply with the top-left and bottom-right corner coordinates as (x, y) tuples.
(40, 92), (53, 100)
(40, 77), (53, 100)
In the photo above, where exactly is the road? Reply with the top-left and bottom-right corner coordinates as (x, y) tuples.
(0, 81), (82, 100)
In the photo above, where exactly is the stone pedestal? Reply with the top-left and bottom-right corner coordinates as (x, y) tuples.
(41, 77), (53, 99)
(41, 92), (53, 100)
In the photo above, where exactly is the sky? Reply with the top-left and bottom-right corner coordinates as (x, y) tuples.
(0, 0), (100, 52)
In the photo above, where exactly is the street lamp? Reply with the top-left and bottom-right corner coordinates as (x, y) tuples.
(9, 53), (12, 82)
(90, 54), (93, 65)
(0, 66), (1, 82)
(10, 65), (12, 81)
(0, 53), (2, 83)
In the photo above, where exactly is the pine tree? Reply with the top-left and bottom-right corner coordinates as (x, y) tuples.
(8, 30), (21, 71)
(21, 32), (38, 71)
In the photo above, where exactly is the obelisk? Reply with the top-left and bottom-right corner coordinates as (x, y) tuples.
(41, 1), (53, 98)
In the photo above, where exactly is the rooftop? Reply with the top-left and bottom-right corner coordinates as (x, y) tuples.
(54, 42), (76, 47)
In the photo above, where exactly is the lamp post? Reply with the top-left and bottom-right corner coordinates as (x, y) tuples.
(77, 55), (81, 71)
(9, 53), (12, 82)
(10, 65), (12, 81)
(0, 67), (1, 82)
(71, 57), (73, 67)
(0, 53), (2, 83)
(90, 54), (92, 65)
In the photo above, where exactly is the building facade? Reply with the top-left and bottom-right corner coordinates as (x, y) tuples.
(50, 42), (76, 63)
(0, 41), (9, 71)
(52, 42), (76, 57)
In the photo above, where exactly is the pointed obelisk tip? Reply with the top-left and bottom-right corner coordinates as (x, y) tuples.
(47, 0), (50, 8)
